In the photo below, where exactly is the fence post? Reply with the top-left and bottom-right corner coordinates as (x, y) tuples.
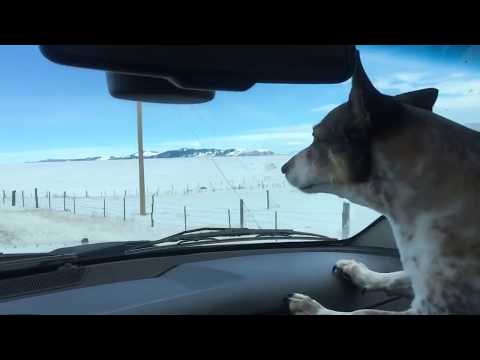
(266, 190), (270, 210)
(228, 209), (231, 229)
(124, 190), (127, 198)
(103, 198), (106, 217)
(48, 192), (51, 210)
(184, 206), (187, 231)
(63, 191), (66, 211)
(85, 190), (88, 199)
(73, 197), (76, 214)
(2, 190), (5, 205)
(35, 188), (39, 209)
(22, 191), (24, 208)
(342, 202), (350, 239)
(11, 190), (16, 207)
(123, 197), (126, 221)
(150, 195), (154, 227)
(275, 211), (278, 230)
(240, 199), (244, 228)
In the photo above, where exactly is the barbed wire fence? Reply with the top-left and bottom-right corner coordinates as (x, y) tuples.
(0, 182), (351, 239)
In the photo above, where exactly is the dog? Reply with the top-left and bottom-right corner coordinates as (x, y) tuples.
(282, 51), (480, 315)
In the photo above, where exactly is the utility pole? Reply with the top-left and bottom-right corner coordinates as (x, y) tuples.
(137, 101), (146, 216)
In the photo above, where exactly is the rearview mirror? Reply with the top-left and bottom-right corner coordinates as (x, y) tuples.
(40, 45), (356, 91)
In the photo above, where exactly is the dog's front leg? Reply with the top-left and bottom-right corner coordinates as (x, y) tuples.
(333, 259), (413, 297)
(287, 293), (414, 315)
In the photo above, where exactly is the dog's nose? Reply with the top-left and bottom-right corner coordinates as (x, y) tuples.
(281, 160), (293, 174)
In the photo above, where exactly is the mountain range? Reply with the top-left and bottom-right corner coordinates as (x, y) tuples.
(30, 148), (275, 163)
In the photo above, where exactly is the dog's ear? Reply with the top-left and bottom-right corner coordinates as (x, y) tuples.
(395, 88), (439, 111)
(348, 51), (383, 127)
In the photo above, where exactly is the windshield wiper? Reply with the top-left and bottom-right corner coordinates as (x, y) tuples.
(0, 240), (155, 275)
(125, 227), (338, 254)
(0, 253), (78, 274)
(0, 229), (336, 269)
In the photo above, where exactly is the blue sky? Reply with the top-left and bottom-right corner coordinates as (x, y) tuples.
(0, 45), (480, 163)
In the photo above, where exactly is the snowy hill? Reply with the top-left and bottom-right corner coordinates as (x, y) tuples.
(109, 148), (274, 159)
(31, 156), (105, 163)
(117, 148), (236, 159)
(225, 149), (274, 157)
(32, 148), (275, 163)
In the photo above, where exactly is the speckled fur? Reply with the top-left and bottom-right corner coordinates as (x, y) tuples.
(282, 52), (480, 315)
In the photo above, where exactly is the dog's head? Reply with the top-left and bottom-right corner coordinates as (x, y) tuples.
(281, 51), (439, 194)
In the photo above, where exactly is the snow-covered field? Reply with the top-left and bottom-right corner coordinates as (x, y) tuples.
(0, 156), (380, 253)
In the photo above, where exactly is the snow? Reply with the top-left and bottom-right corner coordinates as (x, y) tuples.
(225, 149), (273, 156)
(32, 148), (278, 163)
(0, 155), (380, 253)
(132, 151), (160, 158)
(0, 208), (162, 253)
(225, 149), (246, 156)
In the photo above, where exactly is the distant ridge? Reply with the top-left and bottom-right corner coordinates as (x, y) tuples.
(29, 148), (275, 163)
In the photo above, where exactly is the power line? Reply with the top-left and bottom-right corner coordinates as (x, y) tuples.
(187, 106), (262, 229)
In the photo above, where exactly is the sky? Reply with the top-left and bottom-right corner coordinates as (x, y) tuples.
(1, 45), (480, 164)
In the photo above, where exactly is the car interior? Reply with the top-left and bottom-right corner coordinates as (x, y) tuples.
(0, 45), (412, 314)
(0, 215), (409, 314)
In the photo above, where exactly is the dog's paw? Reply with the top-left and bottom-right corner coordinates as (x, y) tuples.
(332, 259), (380, 294)
(286, 293), (332, 315)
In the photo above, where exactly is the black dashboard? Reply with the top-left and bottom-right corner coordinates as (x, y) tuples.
(0, 217), (410, 314)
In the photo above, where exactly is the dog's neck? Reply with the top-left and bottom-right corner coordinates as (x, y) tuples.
(332, 107), (480, 228)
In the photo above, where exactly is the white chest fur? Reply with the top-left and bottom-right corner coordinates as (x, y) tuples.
(388, 212), (480, 314)
(389, 215), (441, 305)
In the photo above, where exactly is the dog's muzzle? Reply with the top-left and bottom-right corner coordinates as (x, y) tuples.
(281, 159), (294, 174)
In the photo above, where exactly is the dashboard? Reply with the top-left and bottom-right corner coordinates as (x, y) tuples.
(0, 217), (411, 314)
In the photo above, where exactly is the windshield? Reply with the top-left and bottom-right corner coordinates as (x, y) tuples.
(0, 45), (478, 254)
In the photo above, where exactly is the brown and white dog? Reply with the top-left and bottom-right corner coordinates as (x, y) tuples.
(282, 51), (480, 315)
